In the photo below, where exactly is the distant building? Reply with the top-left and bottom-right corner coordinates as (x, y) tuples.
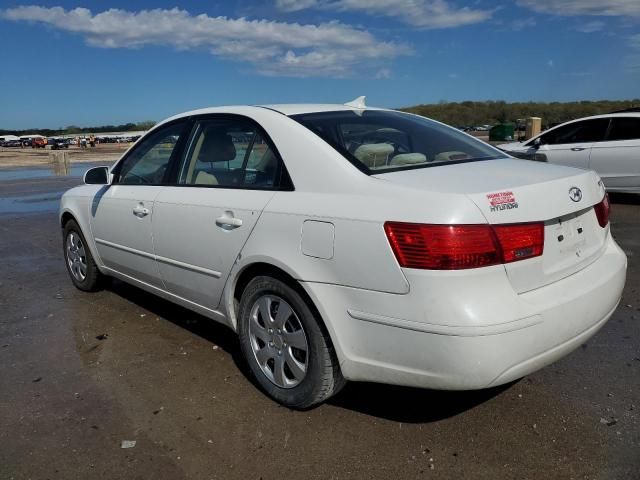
(18, 134), (46, 140)
(0, 135), (20, 142)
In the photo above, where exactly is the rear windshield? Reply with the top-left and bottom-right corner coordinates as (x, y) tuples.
(290, 110), (506, 174)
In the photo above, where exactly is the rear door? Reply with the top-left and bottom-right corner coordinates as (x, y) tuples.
(536, 118), (609, 169)
(589, 116), (640, 191)
(151, 115), (287, 310)
(90, 121), (189, 287)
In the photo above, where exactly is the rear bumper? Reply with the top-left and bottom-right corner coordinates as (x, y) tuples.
(302, 235), (627, 390)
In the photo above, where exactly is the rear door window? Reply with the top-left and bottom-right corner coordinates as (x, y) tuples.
(607, 117), (640, 141)
(177, 118), (283, 189)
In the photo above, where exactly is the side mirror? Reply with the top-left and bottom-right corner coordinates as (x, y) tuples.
(84, 166), (110, 185)
(532, 137), (541, 150)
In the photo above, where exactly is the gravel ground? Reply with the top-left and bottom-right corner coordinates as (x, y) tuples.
(0, 166), (638, 480)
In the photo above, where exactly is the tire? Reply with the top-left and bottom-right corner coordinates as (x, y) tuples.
(238, 276), (345, 409)
(63, 219), (104, 292)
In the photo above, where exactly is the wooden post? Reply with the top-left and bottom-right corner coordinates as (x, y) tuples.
(525, 117), (542, 140)
(50, 151), (70, 176)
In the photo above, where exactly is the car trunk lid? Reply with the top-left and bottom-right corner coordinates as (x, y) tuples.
(374, 159), (609, 293)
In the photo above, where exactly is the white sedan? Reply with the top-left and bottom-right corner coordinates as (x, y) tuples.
(498, 112), (640, 193)
(60, 99), (627, 408)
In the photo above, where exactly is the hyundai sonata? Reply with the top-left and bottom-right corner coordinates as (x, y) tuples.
(60, 98), (627, 408)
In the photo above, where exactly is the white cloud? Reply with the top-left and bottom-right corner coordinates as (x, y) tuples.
(1, 5), (410, 77)
(276, 0), (319, 12)
(547, 59), (554, 67)
(574, 21), (606, 33)
(375, 68), (391, 79)
(511, 17), (536, 31)
(518, 0), (640, 17)
(277, 0), (493, 29)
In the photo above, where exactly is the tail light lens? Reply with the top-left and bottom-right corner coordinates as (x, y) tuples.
(384, 222), (544, 270)
(594, 194), (610, 228)
(493, 223), (544, 263)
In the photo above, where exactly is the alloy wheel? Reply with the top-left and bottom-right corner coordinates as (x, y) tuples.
(248, 294), (309, 388)
(66, 231), (87, 282)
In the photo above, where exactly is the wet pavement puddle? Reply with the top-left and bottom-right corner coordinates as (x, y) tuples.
(0, 163), (107, 214)
(0, 191), (65, 214)
(0, 162), (106, 181)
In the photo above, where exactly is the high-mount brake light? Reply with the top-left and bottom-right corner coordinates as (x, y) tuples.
(384, 222), (544, 270)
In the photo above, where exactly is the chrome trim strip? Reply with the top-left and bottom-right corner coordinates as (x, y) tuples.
(95, 238), (221, 278)
(155, 255), (221, 278)
(95, 238), (155, 260)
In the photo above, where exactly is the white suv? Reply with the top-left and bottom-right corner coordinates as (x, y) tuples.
(499, 112), (640, 193)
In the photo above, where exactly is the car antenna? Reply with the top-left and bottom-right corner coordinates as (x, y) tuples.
(344, 96), (366, 109)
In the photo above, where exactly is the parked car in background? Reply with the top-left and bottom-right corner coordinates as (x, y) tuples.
(48, 138), (70, 150)
(60, 101), (626, 408)
(32, 137), (47, 148)
(1, 139), (22, 147)
(499, 113), (640, 193)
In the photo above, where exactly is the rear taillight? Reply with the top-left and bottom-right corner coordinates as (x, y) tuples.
(384, 222), (544, 270)
(493, 223), (544, 263)
(594, 194), (610, 228)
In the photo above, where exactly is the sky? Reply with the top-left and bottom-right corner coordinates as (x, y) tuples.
(1, 0), (639, 129)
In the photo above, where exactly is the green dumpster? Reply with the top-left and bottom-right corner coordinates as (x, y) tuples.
(489, 123), (515, 142)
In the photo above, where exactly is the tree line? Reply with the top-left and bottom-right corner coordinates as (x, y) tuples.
(401, 99), (640, 128)
(3, 99), (639, 136)
(0, 121), (156, 137)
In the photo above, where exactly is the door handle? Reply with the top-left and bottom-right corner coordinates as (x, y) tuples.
(216, 212), (242, 230)
(132, 203), (150, 217)
(570, 147), (587, 152)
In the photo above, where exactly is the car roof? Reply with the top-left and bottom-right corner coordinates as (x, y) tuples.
(154, 103), (391, 130)
(258, 104), (385, 115)
(162, 103), (388, 122)
(563, 112), (640, 121)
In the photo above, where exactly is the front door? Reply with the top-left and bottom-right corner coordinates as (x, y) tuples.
(151, 116), (284, 310)
(535, 117), (609, 169)
(90, 121), (189, 287)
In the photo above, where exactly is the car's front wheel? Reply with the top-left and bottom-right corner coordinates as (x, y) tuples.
(63, 220), (104, 291)
(238, 276), (344, 409)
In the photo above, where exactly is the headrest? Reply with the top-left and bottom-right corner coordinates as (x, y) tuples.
(390, 153), (427, 166)
(353, 143), (394, 168)
(198, 130), (236, 162)
(434, 151), (471, 162)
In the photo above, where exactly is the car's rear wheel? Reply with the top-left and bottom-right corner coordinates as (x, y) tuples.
(63, 220), (104, 291)
(238, 276), (344, 409)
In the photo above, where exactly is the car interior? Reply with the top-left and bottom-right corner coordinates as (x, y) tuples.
(181, 124), (279, 188)
(290, 111), (497, 173)
(341, 125), (472, 169)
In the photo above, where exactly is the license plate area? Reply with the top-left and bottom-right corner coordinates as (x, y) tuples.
(552, 214), (586, 257)
(542, 207), (605, 279)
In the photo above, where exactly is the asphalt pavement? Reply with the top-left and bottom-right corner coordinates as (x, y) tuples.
(0, 164), (638, 479)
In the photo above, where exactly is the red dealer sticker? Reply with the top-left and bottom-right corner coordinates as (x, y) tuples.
(486, 191), (518, 212)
